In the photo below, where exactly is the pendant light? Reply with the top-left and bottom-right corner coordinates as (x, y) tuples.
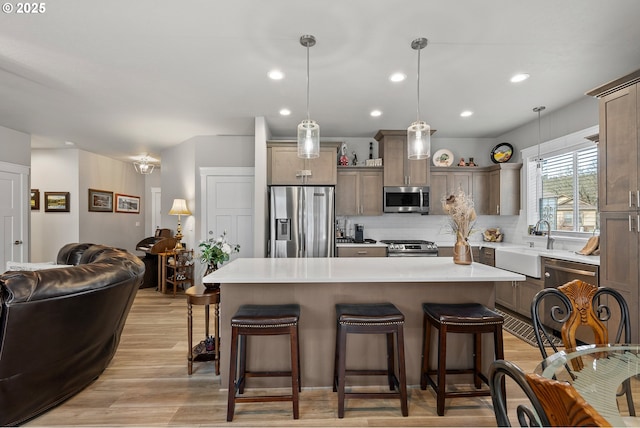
(533, 106), (546, 214)
(407, 37), (431, 160)
(297, 35), (320, 159)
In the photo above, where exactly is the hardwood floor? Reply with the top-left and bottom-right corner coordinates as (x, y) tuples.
(26, 288), (542, 427)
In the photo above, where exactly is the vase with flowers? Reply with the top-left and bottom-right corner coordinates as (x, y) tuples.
(198, 231), (240, 280)
(443, 187), (477, 265)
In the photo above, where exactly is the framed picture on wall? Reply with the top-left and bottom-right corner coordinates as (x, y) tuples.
(31, 189), (40, 210)
(44, 192), (70, 212)
(115, 193), (140, 213)
(88, 189), (113, 212)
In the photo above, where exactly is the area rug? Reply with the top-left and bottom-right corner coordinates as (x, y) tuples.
(496, 308), (562, 348)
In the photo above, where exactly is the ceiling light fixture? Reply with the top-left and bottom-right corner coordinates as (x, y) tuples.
(134, 155), (156, 175)
(407, 37), (431, 160)
(390, 72), (406, 82)
(268, 69), (284, 80)
(460, 110), (473, 118)
(511, 73), (530, 83)
(370, 110), (382, 117)
(279, 108), (291, 116)
(297, 34), (320, 159)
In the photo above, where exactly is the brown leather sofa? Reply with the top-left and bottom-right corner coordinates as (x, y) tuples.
(0, 243), (145, 426)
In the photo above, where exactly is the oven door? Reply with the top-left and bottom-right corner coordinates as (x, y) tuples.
(383, 186), (429, 214)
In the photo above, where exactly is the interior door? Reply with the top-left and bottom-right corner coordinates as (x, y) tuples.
(0, 166), (28, 268)
(204, 170), (254, 262)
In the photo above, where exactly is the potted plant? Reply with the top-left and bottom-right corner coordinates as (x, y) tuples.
(198, 231), (240, 276)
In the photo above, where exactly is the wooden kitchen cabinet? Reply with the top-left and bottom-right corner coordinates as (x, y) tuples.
(494, 277), (543, 318)
(336, 167), (383, 216)
(429, 165), (515, 215)
(336, 246), (387, 257)
(478, 246), (495, 266)
(487, 163), (522, 215)
(594, 83), (639, 213)
(588, 70), (640, 342)
(375, 129), (433, 187)
(267, 142), (338, 185)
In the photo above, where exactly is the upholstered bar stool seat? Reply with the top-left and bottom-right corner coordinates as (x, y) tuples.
(226, 304), (301, 421)
(333, 302), (408, 418)
(421, 302), (504, 416)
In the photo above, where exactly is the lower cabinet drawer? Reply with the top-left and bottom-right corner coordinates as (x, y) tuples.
(337, 247), (388, 257)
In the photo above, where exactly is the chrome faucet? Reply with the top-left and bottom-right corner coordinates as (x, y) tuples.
(534, 220), (554, 250)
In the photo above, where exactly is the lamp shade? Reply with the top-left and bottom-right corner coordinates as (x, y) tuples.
(169, 199), (191, 216)
(297, 119), (320, 159)
(407, 121), (431, 160)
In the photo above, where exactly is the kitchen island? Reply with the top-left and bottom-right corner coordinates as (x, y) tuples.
(204, 257), (524, 388)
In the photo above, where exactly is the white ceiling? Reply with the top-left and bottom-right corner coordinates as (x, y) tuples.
(2, 0), (640, 164)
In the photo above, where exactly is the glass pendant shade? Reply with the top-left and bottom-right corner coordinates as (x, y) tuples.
(297, 119), (320, 159)
(407, 120), (431, 160)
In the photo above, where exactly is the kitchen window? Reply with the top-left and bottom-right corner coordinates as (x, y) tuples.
(522, 125), (599, 234)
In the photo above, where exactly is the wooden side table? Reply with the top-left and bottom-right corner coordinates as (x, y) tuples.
(186, 284), (220, 375)
(159, 250), (195, 296)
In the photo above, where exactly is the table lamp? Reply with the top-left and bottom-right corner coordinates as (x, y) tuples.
(169, 198), (191, 250)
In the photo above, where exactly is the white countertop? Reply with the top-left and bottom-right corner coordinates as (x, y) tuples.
(203, 257), (525, 284)
(478, 242), (600, 266)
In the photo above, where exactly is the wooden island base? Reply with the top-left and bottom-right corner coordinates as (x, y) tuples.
(205, 257), (524, 389)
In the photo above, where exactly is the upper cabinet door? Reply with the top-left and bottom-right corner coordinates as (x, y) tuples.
(268, 144), (338, 185)
(598, 85), (639, 212)
(376, 130), (430, 187)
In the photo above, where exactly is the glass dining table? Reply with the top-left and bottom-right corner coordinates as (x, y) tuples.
(535, 344), (640, 427)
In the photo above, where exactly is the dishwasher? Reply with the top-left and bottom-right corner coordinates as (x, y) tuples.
(542, 258), (599, 343)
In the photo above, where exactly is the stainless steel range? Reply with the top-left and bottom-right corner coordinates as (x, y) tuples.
(380, 240), (438, 257)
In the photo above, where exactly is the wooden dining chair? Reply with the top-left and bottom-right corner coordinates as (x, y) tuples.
(489, 359), (612, 427)
(530, 280), (634, 415)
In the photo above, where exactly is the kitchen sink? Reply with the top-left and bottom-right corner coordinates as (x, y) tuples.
(494, 247), (542, 278)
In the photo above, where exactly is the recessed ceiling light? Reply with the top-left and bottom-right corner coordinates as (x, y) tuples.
(389, 72), (406, 82)
(370, 110), (382, 117)
(279, 108), (291, 116)
(268, 70), (285, 80)
(64, 141), (75, 146)
(460, 110), (473, 117)
(510, 73), (530, 83)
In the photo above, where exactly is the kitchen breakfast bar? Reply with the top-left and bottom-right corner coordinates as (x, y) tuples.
(203, 257), (524, 388)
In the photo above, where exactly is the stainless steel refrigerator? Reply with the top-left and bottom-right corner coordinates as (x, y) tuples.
(268, 186), (335, 258)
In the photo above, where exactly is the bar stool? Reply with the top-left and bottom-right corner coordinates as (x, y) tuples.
(333, 302), (408, 418)
(420, 302), (504, 416)
(226, 304), (301, 421)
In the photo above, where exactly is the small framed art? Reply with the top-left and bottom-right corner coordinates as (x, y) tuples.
(31, 189), (40, 210)
(88, 189), (113, 212)
(44, 192), (70, 212)
(115, 193), (140, 213)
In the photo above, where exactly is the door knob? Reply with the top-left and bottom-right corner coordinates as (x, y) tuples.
(14, 240), (23, 245)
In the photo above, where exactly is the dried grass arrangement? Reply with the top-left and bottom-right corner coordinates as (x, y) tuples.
(443, 188), (476, 264)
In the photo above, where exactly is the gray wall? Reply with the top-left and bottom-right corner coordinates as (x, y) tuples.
(78, 150), (146, 252)
(498, 96), (599, 158)
(31, 148), (146, 261)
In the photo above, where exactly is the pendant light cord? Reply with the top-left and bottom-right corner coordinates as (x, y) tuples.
(306, 43), (310, 122)
(416, 47), (421, 122)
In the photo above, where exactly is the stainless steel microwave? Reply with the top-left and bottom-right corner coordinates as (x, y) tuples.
(383, 186), (429, 214)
